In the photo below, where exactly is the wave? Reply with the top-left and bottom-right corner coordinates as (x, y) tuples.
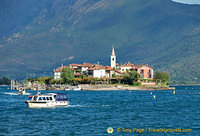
(66, 104), (110, 108)
(3, 92), (31, 95)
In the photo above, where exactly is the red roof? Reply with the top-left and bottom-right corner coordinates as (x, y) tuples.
(105, 66), (113, 71)
(115, 69), (123, 74)
(79, 63), (94, 68)
(70, 64), (80, 66)
(131, 64), (153, 70)
(54, 66), (68, 72)
(121, 62), (134, 67)
(74, 73), (83, 76)
(88, 64), (105, 70)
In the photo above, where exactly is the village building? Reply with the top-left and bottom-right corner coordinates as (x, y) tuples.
(120, 62), (134, 73)
(105, 66), (114, 78)
(78, 63), (94, 73)
(87, 64), (105, 78)
(53, 47), (154, 81)
(114, 69), (123, 77)
(131, 65), (153, 79)
(53, 65), (68, 80)
(69, 64), (80, 69)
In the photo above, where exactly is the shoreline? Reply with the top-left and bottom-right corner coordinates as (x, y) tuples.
(81, 85), (175, 91)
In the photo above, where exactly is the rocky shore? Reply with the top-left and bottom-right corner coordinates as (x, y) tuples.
(23, 84), (175, 91)
(81, 85), (175, 91)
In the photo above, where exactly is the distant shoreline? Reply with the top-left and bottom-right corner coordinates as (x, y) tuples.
(82, 86), (175, 91)
(0, 85), (9, 86)
(171, 84), (200, 86)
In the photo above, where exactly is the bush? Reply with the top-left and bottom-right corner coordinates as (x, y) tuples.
(133, 82), (141, 86)
(73, 78), (82, 84)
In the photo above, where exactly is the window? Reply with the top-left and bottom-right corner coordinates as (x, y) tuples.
(34, 96), (37, 101)
(43, 97), (46, 100)
(46, 97), (49, 100)
(148, 74), (151, 78)
(39, 97), (42, 101)
(50, 97), (52, 100)
(112, 58), (114, 61)
(28, 97), (32, 100)
(141, 70), (144, 73)
(149, 70), (151, 73)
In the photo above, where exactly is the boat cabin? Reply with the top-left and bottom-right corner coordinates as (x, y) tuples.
(27, 93), (68, 102)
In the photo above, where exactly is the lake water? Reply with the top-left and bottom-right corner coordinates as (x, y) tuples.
(0, 86), (199, 135)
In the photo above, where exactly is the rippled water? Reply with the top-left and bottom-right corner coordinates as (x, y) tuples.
(0, 86), (199, 135)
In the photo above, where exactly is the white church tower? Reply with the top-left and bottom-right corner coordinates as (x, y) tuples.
(110, 47), (116, 68)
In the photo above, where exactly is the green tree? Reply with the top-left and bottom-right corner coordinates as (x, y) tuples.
(0, 77), (11, 85)
(112, 73), (117, 78)
(122, 71), (140, 85)
(61, 68), (74, 84)
(130, 71), (140, 82)
(154, 71), (170, 83)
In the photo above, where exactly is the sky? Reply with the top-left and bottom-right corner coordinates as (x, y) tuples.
(172, 0), (200, 4)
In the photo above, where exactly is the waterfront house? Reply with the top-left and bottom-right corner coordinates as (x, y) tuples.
(120, 62), (135, 73)
(131, 65), (153, 79)
(88, 64), (105, 78)
(105, 66), (114, 78)
(69, 64), (80, 69)
(114, 69), (123, 77)
(53, 65), (68, 80)
(78, 63), (94, 73)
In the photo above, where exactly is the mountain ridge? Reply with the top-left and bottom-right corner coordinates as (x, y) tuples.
(0, 0), (200, 81)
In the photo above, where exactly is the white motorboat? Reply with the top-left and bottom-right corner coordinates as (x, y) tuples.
(65, 87), (71, 91)
(17, 87), (26, 95)
(72, 86), (82, 91)
(25, 92), (69, 108)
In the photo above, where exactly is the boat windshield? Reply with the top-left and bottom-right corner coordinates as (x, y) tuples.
(34, 96), (37, 101)
(28, 97), (32, 100)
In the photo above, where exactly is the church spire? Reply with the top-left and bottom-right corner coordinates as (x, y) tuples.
(110, 46), (116, 68)
(111, 46), (115, 56)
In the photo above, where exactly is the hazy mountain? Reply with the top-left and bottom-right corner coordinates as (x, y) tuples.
(0, 0), (200, 82)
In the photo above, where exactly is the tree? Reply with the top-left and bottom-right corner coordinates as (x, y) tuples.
(37, 77), (53, 84)
(61, 68), (74, 84)
(154, 71), (170, 83)
(0, 77), (11, 85)
(130, 71), (140, 82)
(122, 71), (140, 85)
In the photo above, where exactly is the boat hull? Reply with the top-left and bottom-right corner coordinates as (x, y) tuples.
(26, 101), (69, 108)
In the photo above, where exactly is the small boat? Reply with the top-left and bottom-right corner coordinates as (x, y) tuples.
(25, 92), (69, 108)
(65, 87), (71, 91)
(72, 86), (82, 91)
(17, 87), (26, 95)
